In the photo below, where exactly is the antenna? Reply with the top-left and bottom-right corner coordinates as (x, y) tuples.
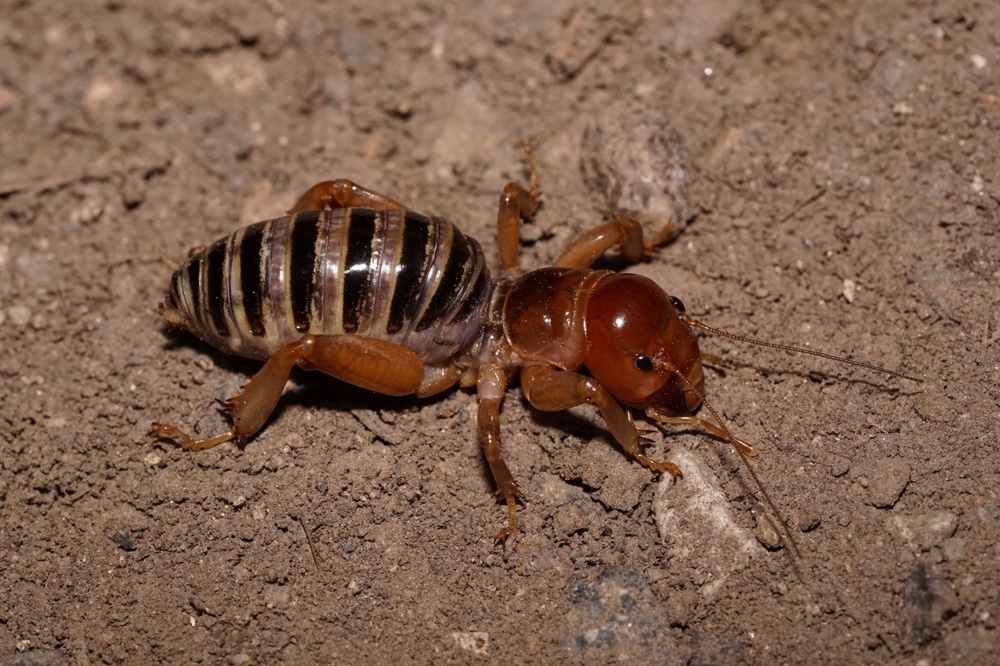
(683, 317), (921, 383)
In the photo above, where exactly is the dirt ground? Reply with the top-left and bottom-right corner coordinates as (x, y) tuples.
(2, 0), (999, 664)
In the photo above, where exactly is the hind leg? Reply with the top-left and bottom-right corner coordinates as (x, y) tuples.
(153, 335), (429, 451)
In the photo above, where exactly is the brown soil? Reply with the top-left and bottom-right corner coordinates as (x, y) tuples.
(2, 1), (998, 664)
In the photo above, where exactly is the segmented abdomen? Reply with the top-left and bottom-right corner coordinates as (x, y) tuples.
(164, 209), (492, 364)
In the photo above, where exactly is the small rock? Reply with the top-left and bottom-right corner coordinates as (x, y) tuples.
(888, 511), (959, 551)
(82, 73), (125, 114)
(901, 561), (958, 646)
(754, 509), (782, 550)
(565, 566), (675, 659)
(112, 528), (137, 552)
(70, 198), (105, 226)
(201, 51), (268, 95)
(449, 631), (488, 656)
(842, 278), (856, 303)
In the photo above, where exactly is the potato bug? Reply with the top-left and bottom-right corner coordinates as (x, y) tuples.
(153, 162), (915, 543)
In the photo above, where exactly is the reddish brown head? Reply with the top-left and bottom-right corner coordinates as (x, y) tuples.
(583, 273), (704, 415)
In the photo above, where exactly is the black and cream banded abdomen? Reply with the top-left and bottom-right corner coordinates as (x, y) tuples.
(163, 208), (492, 364)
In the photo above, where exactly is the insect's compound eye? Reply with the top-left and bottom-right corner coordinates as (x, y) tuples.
(634, 355), (654, 372)
(669, 296), (686, 314)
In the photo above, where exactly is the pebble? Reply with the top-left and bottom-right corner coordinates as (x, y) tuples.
(888, 510), (959, 551)
(754, 509), (782, 550)
(82, 73), (124, 114)
(70, 198), (105, 225)
(112, 528), (137, 552)
(201, 51), (268, 95)
(842, 278), (856, 303)
(449, 632), (488, 656)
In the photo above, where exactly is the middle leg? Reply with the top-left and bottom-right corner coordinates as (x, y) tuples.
(497, 143), (543, 274)
(554, 218), (646, 269)
(289, 180), (407, 214)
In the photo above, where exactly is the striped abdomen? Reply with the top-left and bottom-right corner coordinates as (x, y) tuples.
(163, 208), (492, 364)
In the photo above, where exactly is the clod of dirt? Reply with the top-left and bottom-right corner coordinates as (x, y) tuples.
(866, 458), (911, 508)
(581, 105), (690, 249)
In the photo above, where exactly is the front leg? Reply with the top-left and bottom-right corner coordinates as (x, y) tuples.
(645, 410), (757, 457)
(153, 335), (429, 451)
(521, 365), (682, 478)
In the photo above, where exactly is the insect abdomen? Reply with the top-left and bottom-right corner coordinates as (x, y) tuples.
(164, 209), (492, 363)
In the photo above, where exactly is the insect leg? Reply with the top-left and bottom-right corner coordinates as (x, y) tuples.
(289, 179), (407, 214)
(152, 335), (427, 452)
(296, 335), (426, 396)
(416, 364), (462, 398)
(646, 412), (757, 457)
(642, 219), (682, 252)
(553, 218), (646, 269)
(701, 353), (725, 367)
(497, 144), (543, 274)
(152, 338), (309, 451)
(476, 365), (521, 544)
(521, 365), (682, 478)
